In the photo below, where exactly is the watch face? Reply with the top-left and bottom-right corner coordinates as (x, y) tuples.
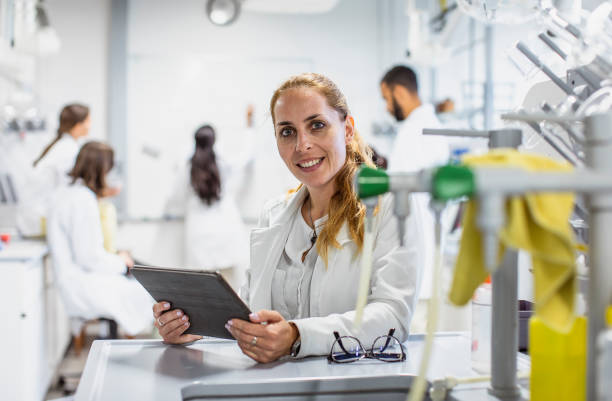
(291, 339), (301, 356)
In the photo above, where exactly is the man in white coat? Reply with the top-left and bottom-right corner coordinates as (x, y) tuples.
(380, 65), (449, 333)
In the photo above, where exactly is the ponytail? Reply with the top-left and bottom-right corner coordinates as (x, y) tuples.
(190, 125), (221, 205)
(33, 103), (89, 166)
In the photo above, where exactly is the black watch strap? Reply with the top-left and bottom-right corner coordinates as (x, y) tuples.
(290, 337), (301, 357)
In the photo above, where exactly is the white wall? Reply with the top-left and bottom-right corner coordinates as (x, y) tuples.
(1, 0), (110, 208)
(40, 0), (110, 141)
(124, 0), (407, 219)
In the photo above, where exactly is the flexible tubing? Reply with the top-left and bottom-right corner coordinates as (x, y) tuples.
(353, 220), (375, 332)
(406, 211), (443, 401)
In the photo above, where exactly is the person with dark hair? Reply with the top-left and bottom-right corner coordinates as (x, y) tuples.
(33, 103), (91, 168)
(380, 65), (450, 333)
(380, 66), (449, 169)
(46, 141), (153, 336)
(17, 103), (91, 236)
(190, 125), (221, 205)
(165, 108), (255, 289)
(380, 65), (420, 122)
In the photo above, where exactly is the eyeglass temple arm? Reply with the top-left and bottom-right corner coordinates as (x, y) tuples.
(333, 331), (352, 355)
(380, 328), (396, 352)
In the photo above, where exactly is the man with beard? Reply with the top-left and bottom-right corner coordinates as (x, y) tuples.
(380, 65), (449, 172)
(380, 65), (450, 333)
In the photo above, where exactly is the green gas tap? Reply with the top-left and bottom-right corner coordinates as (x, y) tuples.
(355, 164), (475, 248)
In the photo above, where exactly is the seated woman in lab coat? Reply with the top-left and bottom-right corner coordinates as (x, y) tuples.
(165, 122), (252, 290)
(47, 141), (153, 336)
(153, 73), (419, 362)
(17, 103), (91, 236)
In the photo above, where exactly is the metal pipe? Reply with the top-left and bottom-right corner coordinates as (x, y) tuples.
(583, 113), (612, 401)
(502, 112), (582, 123)
(516, 42), (577, 97)
(423, 128), (489, 138)
(468, 17), (476, 129)
(490, 250), (520, 399)
(484, 25), (494, 130)
(489, 130), (522, 149)
(109, 0), (129, 215)
(475, 169), (612, 194)
(538, 32), (567, 60)
(487, 130), (521, 399)
(430, 67), (437, 106)
(537, 33), (601, 91)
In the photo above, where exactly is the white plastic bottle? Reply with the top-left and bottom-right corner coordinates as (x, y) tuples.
(471, 277), (492, 374)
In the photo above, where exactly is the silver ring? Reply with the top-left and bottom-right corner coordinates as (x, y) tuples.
(157, 317), (164, 327)
(251, 336), (257, 346)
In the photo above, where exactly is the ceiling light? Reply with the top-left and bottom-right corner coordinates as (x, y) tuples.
(206, 0), (242, 26)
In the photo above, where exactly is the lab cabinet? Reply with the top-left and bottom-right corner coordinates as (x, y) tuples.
(0, 240), (71, 401)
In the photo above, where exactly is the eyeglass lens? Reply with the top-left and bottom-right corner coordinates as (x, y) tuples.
(371, 335), (404, 361)
(331, 336), (365, 362)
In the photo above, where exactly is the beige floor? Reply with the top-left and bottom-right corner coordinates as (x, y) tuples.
(45, 334), (93, 400)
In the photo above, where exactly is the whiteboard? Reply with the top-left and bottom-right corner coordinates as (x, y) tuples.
(126, 54), (312, 219)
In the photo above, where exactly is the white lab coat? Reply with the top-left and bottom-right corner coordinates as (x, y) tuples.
(17, 133), (81, 236)
(167, 157), (250, 274)
(166, 134), (254, 289)
(46, 182), (153, 335)
(387, 104), (449, 299)
(240, 185), (420, 357)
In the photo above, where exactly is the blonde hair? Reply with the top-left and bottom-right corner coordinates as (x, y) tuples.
(270, 73), (375, 265)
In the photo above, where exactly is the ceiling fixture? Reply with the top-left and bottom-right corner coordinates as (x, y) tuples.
(206, 0), (242, 26)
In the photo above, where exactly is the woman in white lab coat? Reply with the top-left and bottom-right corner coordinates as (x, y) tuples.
(17, 103), (91, 236)
(47, 141), (153, 336)
(166, 123), (251, 289)
(153, 73), (420, 363)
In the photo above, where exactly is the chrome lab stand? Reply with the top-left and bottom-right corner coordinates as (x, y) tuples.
(424, 128), (523, 399)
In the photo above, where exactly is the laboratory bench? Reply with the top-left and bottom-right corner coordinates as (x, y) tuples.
(0, 239), (71, 401)
(75, 332), (530, 401)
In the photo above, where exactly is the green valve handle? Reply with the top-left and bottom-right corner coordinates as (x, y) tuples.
(355, 166), (389, 199)
(356, 164), (474, 201)
(432, 164), (475, 201)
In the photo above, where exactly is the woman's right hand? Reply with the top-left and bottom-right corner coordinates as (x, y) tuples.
(153, 302), (203, 344)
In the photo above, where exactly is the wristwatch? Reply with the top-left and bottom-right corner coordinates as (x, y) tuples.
(290, 336), (301, 357)
(289, 322), (301, 357)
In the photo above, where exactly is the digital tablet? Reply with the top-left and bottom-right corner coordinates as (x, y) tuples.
(131, 265), (251, 339)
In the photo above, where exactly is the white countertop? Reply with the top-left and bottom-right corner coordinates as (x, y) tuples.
(75, 332), (530, 401)
(0, 239), (48, 262)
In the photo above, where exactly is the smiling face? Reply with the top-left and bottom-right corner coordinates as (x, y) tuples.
(273, 88), (354, 194)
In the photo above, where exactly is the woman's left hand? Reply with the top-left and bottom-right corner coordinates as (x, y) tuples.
(226, 310), (299, 363)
